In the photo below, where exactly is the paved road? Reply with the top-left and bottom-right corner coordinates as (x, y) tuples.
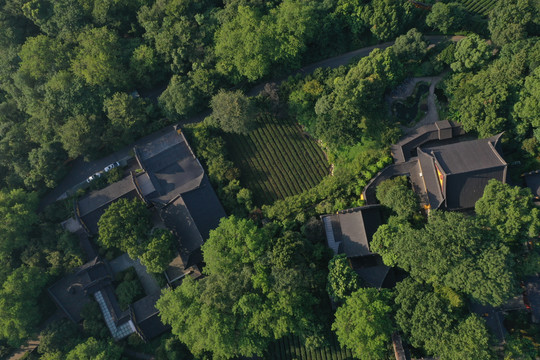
(39, 35), (457, 210)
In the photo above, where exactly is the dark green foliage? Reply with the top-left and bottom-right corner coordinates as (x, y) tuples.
(140, 229), (176, 274)
(426, 3), (468, 34)
(155, 335), (193, 360)
(503, 334), (537, 360)
(208, 90), (258, 134)
(332, 288), (394, 360)
(80, 302), (109, 339)
(475, 179), (540, 243)
(157, 216), (328, 358)
(65, 337), (123, 360)
(0, 188), (38, 253)
(372, 211), (518, 306)
(97, 198), (152, 259)
(488, 0), (540, 46)
(394, 278), (493, 360)
(450, 34), (492, 73)
(115, 279), (144, 310)
(0, 266), (50, 347)
(38, 319), (81, 356)
(326, 254), (360, 302)
(375, 176), (419, 219)
(392, 28), (428, 62)
(443, 38), (539, 138)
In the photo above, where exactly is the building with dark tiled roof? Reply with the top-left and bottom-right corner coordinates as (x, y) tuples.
(321, 205), (394, 288)
(417, 134), (507, 210)
(48, 258), (168, 341)
(58, 128), (226, 341)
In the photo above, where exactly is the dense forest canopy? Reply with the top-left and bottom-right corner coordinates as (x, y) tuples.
(0, 0), (539, 358)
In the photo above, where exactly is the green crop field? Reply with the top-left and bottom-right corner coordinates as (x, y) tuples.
(266, 334), (355, 360)
(224, 114), (329, 206)
(458, 0), (497, 15)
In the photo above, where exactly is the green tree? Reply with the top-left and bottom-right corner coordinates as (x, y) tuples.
(59, 114), (101, 159)
(488, 0), (539, 46)
(514, 66), (540, 140)
(0, 266), (49, 347)
(375, 176), (419, 219)
(66, 337), (122, 360)
(393, 28), (428, 62)
(372, 211), (518, 306)
(158, 75), (200, 119)
(158, 217), (326, 358)
(503, 334), (537, 360)
(332, 288), (394, 360)
(426, 2), (467, 34)
(208, 90), (258, 134)
(475, 179), (539, 243)
(115, 280), (143, 310)
(71, 26), (129, 88)
(97, 198), (152, 259)
(366, 0), (414, 41)
(26, 142), (67, 189)
(0, 188), (38, 253)
(140, 230), (176, 274)
(102, 92), (150, 150)
(451, 35), (492, 72)
(327, 254), (360, 302)
(394, 278), (493, 360)
(38, 320), (81, 356)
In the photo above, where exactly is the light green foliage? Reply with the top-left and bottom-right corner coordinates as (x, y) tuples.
(475, 179), (539, 243)
(488, 0), (539, 46)
(0, 188), (38, 253)
(65, 337), (122, 360)
(372, 211), (518, 306)
(208, 89), (258, 134)
(451, 35), (492, 72)
(97, 198), (152, 259)
(393, 28), (428, 62)
(375, 176), (418, 219)
(0, 266), (49, 347)
(215, 1), (322, 82)
(426, 2), (467, 34)
(140, 229), (176, 274)
(71, 27), (128, 88)
(158, 217), (327, 358)
(327, 254), (360, 302)
(332, 288), (394, 360)
(395, 278), (493, 360)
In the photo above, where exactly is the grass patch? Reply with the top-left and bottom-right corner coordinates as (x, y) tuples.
(224, 114), (329, 206)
